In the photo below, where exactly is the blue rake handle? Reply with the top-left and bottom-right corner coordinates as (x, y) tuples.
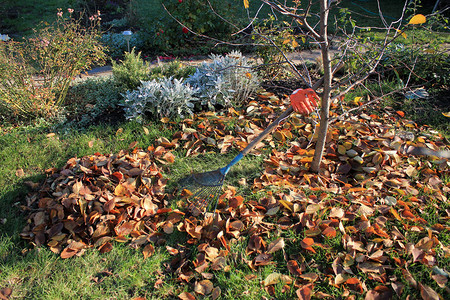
(219, 105), (295, 176)
(218, 77), (324, 176)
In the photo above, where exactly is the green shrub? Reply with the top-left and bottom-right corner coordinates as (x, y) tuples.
(112, 48), (150, 90)
(149, 60), (196, 81)
(123, 51), (260, 123)
(148, 0), (239, 55)
(64, 75), (126, 127)
(0, 9), (106, 121)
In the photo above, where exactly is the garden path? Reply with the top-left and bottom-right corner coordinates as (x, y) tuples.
(81, 49), (332, 79)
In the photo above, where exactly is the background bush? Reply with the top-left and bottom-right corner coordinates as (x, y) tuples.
(112, 48), (150, 90)
(64, 75), (126, 128)
(0, 9), (106, 122)
(149, 60), (196, 81)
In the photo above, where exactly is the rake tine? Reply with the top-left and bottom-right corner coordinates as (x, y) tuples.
(190, 186), (212, 210)
(189, 185), (221, 212)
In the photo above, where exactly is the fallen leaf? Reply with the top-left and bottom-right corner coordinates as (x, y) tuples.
(287, 260), (302, 276)
(178, 291), (195, 300)
(322, 227), (337, 238)
(143, 243), (155, 259)
(194, 279), (214, 295)
(266, 237), (285, 254)
(0, 287), (12, 300)
(419, 283), (439, 300)
(296, 283), (313, 300)
(431, 274), (447, 288)
(211, 287), (221, 300)
(264, 273), (282, 286)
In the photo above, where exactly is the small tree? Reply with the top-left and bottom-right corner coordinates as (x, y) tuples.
(163, 0), (444, 172)
(248, 0), (435, 172)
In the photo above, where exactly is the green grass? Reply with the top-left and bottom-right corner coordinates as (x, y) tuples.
(1, 108), (449, 298)
(1, 0), (72, 36)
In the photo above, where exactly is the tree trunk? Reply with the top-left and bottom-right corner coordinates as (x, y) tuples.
(311, 0), (332, 173)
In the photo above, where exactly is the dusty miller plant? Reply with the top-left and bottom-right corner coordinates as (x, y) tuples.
(185, 51), (259, 109)
(123, 77), (199, 122)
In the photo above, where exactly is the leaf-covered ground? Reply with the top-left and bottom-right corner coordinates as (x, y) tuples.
(18, 92), (449, 299)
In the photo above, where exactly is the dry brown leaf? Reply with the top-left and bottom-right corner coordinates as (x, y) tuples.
(0, 287), (12, 300)
(211, 287), (221, 300)
(287, 260), (302, 276)
(143, 244), (155, 260)
(296, 283), (313, 300)
(419, 283), (440, 300)
(178, 291), (195, 300)
(266, 237), (285, 254)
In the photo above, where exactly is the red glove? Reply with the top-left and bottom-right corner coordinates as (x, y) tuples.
(290, 88), (319, 115)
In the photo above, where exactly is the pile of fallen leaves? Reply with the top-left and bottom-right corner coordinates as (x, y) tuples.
(21, 92), (450, 299)
(21, 146), (174, 257)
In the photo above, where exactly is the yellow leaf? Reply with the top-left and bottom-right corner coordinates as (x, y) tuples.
(292, 39), (299, 48)
(442, 112), (450, 117)
(279, 200), (293, 212)
(243, 0), (249, 9)
(408, 14), (426, 25)
(353, 96), (362, 105)
(282, 39), (290, 45)
(395, 28), (407, 39)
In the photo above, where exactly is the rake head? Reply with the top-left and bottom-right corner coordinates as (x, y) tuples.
(179, 169), (225, 212)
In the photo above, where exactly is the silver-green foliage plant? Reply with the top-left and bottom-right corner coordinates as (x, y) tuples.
(185, 51), (259, 109)
(123, 77), (198, 122)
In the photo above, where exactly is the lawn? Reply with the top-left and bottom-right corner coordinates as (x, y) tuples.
(1, 86), (449, 298)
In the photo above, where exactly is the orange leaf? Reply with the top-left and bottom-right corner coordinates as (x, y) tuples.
(296, 283), (313, 300)
(396, 111), (405, 117)
(287, 260), (303, 276)
(178, 291), (196, 300)
(402, 210), (416, 220)
(346, 277), (364, 293)
(60, 247), (78, 259)
(163, 152), (175, 163)
(99, 241), (113, 254)
(302, 237), (314, 246)
(143, 243), (155, 259)
(111, 171), (123, 182)
(322, 227), (337, 238)
(346, 277), (360, 285)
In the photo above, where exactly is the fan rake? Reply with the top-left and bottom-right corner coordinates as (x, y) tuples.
(180, 106), (296, 213)
(179, 79), (324, 213)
